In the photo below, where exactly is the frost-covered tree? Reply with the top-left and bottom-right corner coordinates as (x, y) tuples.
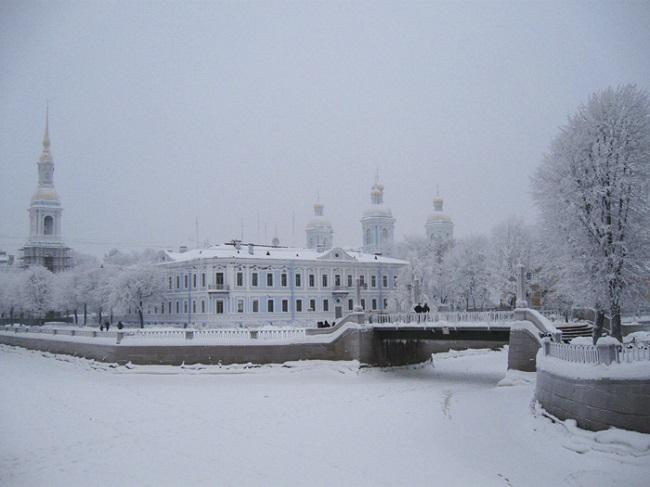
(53, 264), (110, 325)
(70, 250), (100, 268)
(394, 236), (454, 310)
(103, 248), (164, 266)
(109, 265), (166, 328)
(0, 270), (23, 321)
(447, 236), (492, 310)
(20, 266), (55, 322)
(533, 85), (650, 341)
(489, 216), (535, 307)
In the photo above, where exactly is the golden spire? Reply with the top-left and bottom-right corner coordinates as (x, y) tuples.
(43, 102), (50, 150)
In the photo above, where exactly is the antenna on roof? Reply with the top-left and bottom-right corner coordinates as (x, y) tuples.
(291, 210), (295, 247)
(240, 218), (244, 241)
(256, 211), (260, 243)
(195, 217), (199, 249)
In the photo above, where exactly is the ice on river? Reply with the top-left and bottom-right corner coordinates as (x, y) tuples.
(1, 345), (648, 486)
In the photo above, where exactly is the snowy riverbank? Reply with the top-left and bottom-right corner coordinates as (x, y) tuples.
(1, 346), (648, 486)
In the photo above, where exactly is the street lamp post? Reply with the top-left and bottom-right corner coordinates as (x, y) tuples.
(187, 265), (197, 329)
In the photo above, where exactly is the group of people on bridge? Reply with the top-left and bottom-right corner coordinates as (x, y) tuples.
(317, 320), (336, 328)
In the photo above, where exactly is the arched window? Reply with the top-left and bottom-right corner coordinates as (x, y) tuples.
(43, 215), (54, 235)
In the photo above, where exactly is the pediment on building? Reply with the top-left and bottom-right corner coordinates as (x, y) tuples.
(318, 247), (356, 262)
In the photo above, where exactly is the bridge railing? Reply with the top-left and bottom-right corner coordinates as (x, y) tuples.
(367, 310), (515, 325)
(2, 324), (308, 343)
(544, 340), (650, 365)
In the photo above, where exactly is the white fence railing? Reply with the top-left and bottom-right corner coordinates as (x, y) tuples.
(367, 310), (515, 325)
(545, 340), (650, 365)
(2, 324), (307, 344)
(547, 342), (601, 363)
(257, 328), (306, 340)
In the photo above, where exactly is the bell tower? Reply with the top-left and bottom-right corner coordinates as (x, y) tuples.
(21, 106), (71, 272)
(360, 173), (395, 255)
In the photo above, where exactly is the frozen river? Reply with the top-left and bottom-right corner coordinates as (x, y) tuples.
(1, 345), (648, 486)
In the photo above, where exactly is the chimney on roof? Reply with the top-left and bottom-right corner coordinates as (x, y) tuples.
(248, 243), (254, 255)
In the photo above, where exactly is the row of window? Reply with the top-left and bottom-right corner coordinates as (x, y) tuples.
(169, 270), (395, 291)
(146, 297), (389, 315)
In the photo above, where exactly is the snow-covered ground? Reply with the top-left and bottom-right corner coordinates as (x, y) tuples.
(1, 346), (648, 487)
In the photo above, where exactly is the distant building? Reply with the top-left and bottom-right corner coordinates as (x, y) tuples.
(425, 191), (454, 243)
(21, 108), (71, 272)
(141, 242), (407, 327)
(361, 178), (395, 256)
(305, 197), (333, 251)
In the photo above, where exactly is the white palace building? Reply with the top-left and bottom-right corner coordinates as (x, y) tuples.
(148, 181), (410, 327)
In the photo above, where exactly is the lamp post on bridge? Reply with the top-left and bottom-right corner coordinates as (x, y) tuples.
(187, 265), (197, 329)
(515, 263), (528, 309)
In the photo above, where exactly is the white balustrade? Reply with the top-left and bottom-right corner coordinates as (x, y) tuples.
(368, 310), (515, 325)
(545, 341), (650, 365)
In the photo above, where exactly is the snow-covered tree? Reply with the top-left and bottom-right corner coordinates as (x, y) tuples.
(0, 270), (23, 321)
(488, 216), (535, 307)
(394, 236), (454, 311)
(447, 236), (492, 310)
(533, 85), (650, 340)
(20, 266), (54, 322)
(109, 265), (166, 328)
(70, 250), (100, 268)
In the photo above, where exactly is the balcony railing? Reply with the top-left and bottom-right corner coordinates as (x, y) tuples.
(207, 284), (230, 292)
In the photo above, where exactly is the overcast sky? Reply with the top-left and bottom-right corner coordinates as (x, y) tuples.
(1, 0), (649, 257)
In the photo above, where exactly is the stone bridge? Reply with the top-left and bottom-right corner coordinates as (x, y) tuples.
(0, 308), (561, 370)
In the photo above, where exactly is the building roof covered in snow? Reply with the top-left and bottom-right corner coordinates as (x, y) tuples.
(162, 242), (407, 266)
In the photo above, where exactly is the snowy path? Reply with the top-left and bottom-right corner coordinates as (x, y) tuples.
(1, 346), (648, 486)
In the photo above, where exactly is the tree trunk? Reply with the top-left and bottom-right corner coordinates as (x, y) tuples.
(592, 309), (605, 345)
(9, 306), (14, 321)
(139, 301), (144, 328)
(83, 303), (87, 326)
(98, 307), (103, 326)
(74, 309), (78, 325)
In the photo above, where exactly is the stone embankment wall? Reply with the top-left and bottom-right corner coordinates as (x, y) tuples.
(0, 329), (362, 366)
(536, 366), (650, 434)
(0, 326), (510, 367)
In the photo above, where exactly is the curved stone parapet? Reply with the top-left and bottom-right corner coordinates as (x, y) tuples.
(536, 357), (650, 433)
(514, 308), (560, 339)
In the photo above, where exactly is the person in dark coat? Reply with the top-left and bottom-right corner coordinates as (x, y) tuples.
(99, 323), (104, 332)
(105, 322), (110, 331)
(423, 303), (430, 313)
(324, 320), (330, 327)
(414, 304), (423, 314)
(117, 321), (123, 330)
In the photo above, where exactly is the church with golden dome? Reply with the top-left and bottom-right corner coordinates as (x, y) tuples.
(425, 189), (454, 242)
(20, 108), (71, 272)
